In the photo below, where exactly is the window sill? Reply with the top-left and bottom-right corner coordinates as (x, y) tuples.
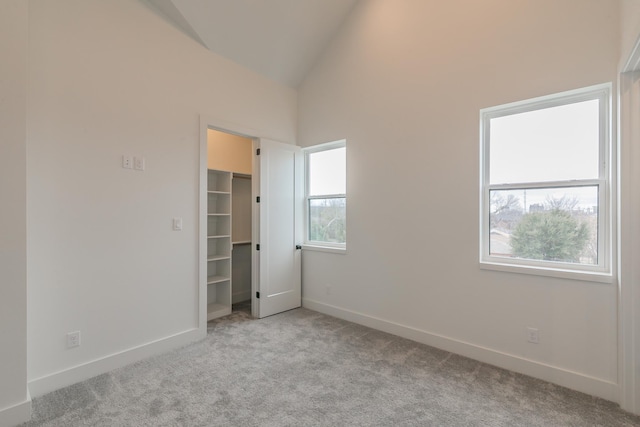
(480, 261), (614, 284)
(301, 244), (347, 255)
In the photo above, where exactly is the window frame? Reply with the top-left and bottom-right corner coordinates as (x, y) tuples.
(303, 140), (347, 253)
(479, 84), (612, 282)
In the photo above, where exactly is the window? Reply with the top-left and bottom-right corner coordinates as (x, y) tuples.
(480, 84), (611, 280)
(304, 140), (346, 250)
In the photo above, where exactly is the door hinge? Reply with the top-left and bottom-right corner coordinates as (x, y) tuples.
(256, 148), (261, 155)
(256, 292), (260, 299)
(256, 196), (260, 203)
(256, 244), (260, 251)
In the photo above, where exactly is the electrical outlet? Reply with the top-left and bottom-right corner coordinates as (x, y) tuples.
(67, 331), (81, 348)
(122, 155), (133, 169)
(526, 327), (539, 344)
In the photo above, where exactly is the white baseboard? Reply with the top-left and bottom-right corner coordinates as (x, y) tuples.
(302, 298), (619, 403)
(232, 290), (251, 304)
(28, 328), (204, 398)
(0, 392), (31, 427)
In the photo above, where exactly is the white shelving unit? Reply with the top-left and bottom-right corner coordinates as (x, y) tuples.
(207, 169), (232, 320)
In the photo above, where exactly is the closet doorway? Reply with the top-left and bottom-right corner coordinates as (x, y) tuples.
(199, 118), (303, 329)
(206, 129), (253, 318)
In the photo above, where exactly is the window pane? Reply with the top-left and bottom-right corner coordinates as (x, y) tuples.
(489, 99), (599, 184)
(309, 147), (346, 196)
(309, 198), (346, 244)
(489, 186), (598, 265)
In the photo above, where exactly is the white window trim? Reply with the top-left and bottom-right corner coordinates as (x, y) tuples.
(479, 83), (613, 282)
(303, 140), (347, 253)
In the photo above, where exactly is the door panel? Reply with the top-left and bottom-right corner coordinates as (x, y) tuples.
(253, 139), (302, 318)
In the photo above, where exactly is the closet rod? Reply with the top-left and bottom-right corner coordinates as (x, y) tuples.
(233, 173), (251, 180)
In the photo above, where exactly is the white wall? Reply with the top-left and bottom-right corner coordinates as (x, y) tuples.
(27, 0), (296, 396)
(299, 0), (621, 400)
(0, 2), (30, 425)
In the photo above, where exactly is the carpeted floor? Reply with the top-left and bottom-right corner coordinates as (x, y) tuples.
(23, 305), (640, 426)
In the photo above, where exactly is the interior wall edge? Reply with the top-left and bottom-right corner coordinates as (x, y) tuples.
(0, 395), (31, 427)
(618, 68), (640, 415)
(27, 327), (202, 398)
(302, 298), (619, 403)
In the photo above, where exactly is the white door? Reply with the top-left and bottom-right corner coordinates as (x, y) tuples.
(252, 138), (303, 318)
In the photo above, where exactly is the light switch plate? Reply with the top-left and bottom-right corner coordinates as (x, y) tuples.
(134, 156), (145, 171)
(173, 217), (183, 231)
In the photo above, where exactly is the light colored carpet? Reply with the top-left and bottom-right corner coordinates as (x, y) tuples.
(23, 305), (640, 426)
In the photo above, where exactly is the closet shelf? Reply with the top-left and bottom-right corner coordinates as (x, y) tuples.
(206, 167), (252, 320)
(206, 168), (234, 321)
(207, 275), (230, 285)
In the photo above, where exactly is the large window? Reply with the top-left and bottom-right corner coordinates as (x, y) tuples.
(480, 84), (611, 279)
(304, 140), (346, 249)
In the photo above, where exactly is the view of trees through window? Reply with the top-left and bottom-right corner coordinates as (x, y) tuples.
(306, 143), (346, 246)
(489, 187), (598, 264)
(309, 198), (346, 243)
(482, 86), (609, 271)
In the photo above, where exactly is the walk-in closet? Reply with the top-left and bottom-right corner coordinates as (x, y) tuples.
(206, 129), (253, 320)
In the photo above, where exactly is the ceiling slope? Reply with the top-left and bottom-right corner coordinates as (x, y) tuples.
(147, 0), (358, 88)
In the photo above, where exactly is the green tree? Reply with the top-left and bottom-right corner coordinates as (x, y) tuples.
(510, 209), (589, 262)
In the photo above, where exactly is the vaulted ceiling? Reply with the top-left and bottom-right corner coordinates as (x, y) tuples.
(147, 0), (358, 88)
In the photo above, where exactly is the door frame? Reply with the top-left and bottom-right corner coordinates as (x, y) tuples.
(198, 116), (263, 334)
(619, 36), (640, 414)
